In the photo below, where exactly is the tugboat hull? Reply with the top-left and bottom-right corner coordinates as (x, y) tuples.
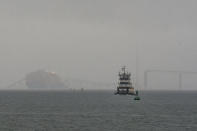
(115, 87), (135, 95)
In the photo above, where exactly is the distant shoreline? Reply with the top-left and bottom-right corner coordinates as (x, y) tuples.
(0, 88), (197, 92)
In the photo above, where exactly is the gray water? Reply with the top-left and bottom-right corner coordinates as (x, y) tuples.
(0, 90), (196, 131)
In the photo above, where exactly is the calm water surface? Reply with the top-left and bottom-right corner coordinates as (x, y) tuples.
(0, 90), (196, 131)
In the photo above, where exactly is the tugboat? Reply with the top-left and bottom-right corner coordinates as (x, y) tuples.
(134, 90), (140, 100)
(115, 66), (135, 95)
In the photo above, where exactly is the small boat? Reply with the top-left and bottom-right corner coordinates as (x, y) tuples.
(134, 90), (141, 100)
(134, 96), (141, 100)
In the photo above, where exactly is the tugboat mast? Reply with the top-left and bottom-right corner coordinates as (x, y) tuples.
(122, 66), (126, 74)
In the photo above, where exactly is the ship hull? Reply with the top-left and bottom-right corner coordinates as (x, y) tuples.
(115, 87), (136, 95)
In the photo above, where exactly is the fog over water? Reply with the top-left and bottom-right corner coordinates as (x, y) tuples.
(0, 0), (197, 90)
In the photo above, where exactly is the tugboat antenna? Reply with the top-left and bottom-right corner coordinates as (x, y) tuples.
(122, 66), (126, 73)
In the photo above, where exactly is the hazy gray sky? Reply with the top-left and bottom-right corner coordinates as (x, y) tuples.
(1, 0), (197, 89)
